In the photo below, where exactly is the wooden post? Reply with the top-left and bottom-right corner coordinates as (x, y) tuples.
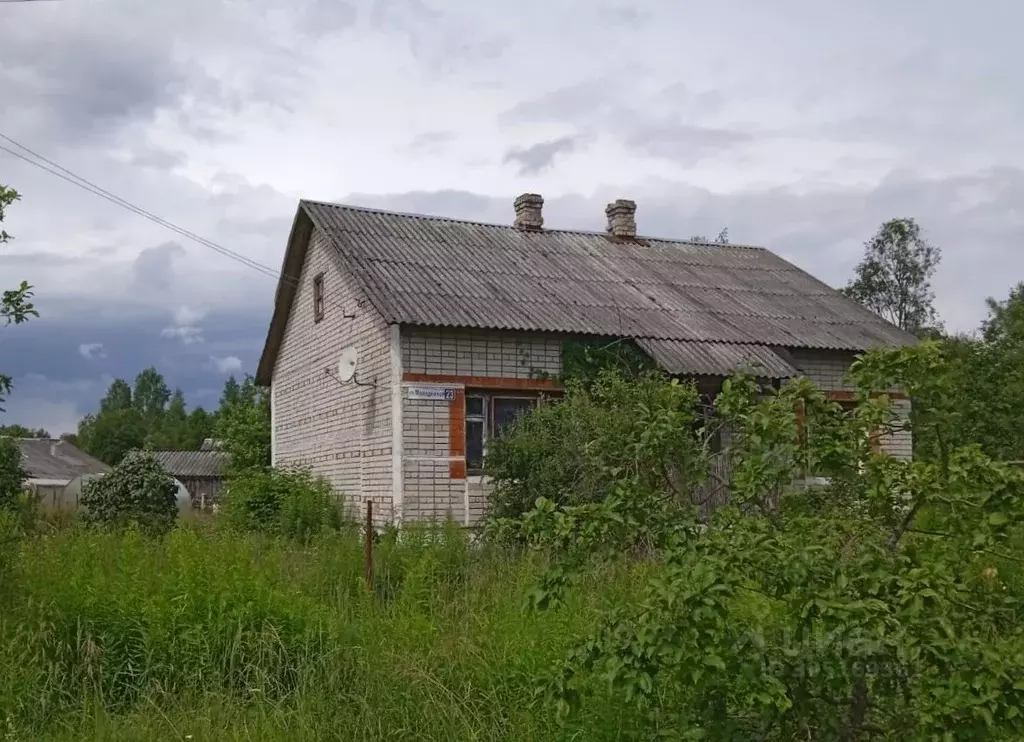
(364, 499), (373, 591)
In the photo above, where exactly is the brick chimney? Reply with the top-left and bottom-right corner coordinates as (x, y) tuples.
(513, 193), (544, 231)
(605, 199), (637, 239)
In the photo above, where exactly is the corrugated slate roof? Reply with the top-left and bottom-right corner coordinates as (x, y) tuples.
(14, 439), (110, 481)
(256, 200), (916, 384)
(637, 340), (800, 379)
(151, 450), (228, 478)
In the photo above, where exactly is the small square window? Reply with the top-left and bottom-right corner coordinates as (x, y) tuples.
(466, 396), (484, 417)
(312, 273), (325, 323)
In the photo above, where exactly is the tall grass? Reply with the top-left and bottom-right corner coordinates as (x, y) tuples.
(0, 521), (646, 740)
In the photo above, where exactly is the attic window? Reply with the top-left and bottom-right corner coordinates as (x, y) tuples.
(313, 273), (325, 323)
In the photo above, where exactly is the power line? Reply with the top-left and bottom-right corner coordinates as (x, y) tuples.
(0, 134), (363, 323)
(0, 134), (282, 281)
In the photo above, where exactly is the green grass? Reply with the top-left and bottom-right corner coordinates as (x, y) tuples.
(0, 520), (647, 741)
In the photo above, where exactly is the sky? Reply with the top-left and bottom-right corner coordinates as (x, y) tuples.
(1, 0), (1022, 434)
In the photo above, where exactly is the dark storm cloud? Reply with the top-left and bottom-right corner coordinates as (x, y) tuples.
(0, 22), (214, 147)
(503, 136), (579, 175)
(1, 302), (269, 432)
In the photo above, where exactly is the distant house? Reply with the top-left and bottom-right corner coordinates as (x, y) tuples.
(256, 194), (917, 527)
(13, 438), (110, 509)
(151, 450), (229, 509)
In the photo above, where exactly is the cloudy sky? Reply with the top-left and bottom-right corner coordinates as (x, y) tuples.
(1, 0), (1021, 434)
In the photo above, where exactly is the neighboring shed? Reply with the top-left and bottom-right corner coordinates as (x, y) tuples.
(151, 450), (230, 509)
(13, 438), (110, 509)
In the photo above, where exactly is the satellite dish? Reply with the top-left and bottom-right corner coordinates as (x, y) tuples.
(337, 347), (358, 383)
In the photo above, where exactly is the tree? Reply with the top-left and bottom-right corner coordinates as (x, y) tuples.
(99, 379), (133, 412)
(843, 218), (941, 335)
(1, 184), (38, 412)
(77, 407), (147, 466)
(216, 375), (271, 473)
(187, 407), (214, 446)
(132, 367), (170, 420)
(982, 282), (1024, 345)
(689, 227), (730, 244)
(0, 437), (26, 510)
(498, 349), (1024, 738)
(0, 425), (49, 439)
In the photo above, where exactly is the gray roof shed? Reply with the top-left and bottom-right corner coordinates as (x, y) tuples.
(13, 439), (110, 483)
(151, 450), (229, 479)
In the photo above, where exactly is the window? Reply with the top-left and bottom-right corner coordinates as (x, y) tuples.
(312, 273), (325, 323)
(464, 392), (540, 474)
(492, 397), (537, 438)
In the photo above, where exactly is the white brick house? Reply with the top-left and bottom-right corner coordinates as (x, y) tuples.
(256, 195), (915, 526)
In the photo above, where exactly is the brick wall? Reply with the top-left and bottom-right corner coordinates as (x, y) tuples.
(271, 228), (395, 522)
(399, 327), (564, 525)
(789, 348), (912, 460)
(789, 349), (859, 391)
(402, 327), (563, 378)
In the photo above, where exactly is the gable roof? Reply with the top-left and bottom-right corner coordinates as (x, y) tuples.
(151, 450), (229, 479)
(13, 439), (110, 482)
(256, 200), (915, 384)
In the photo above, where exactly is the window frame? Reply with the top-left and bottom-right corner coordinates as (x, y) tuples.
(312, 272), (325, 323)
(464, 390), (546, 476)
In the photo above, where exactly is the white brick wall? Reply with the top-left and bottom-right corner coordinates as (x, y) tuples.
(271, 228), (395, 522)
(789, 349), (859, 391)
(402, 328), (563, 378)
(790, 349), (912, 460)
(398, 327), (564, 526)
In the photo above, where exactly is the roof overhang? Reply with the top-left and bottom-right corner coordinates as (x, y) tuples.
(636, 338), (801, 379)
(255, 205), (315, 386)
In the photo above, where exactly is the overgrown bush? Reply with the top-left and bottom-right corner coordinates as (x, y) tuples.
(0, 437), (25, 511)
(222, 467), (341, 540)
(80, 450), (177, 536)
(485, 371), (707, 521)
(495, 343), (1024, 739)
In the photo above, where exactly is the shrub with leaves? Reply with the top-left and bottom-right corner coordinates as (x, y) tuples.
(0, 438), (26, 512)
(485, 371), (707, 522)
(493, 344), (1024, 740)
(80, 450), (177, 536)
(222, 467), (341, 541)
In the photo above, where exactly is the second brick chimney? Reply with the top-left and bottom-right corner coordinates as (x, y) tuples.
(605, 199), (637, 239)
(514, 193), (544, 231)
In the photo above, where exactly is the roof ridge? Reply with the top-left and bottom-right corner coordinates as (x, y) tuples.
(300, 199), (769, 252)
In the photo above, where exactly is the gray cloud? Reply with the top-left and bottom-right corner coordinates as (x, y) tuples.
(624, 124), (753, 165)
(1, 20), (212, 148)
(131, 148), (187, 170)
(503, 136), (579, 175)
(78, 343), (107, 361)
(132, 241), (186, 291)
(406, 130), (456, 155)
(499, 78), (622, 126)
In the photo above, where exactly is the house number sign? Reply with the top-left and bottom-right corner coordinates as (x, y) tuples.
(406, 386), (456, 401)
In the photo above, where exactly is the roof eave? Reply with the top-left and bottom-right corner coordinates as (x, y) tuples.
(255, 204), (315, 386)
